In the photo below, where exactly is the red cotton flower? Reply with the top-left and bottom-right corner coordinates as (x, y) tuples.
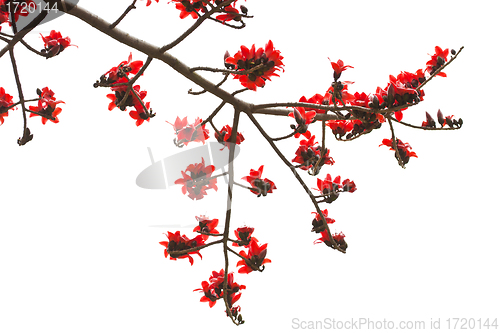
(232, 227), (258, 247)
(236, 239), (271, 274)
(159, 231), (205, 265)
(215, 125), (244, 149)
(289, 107), (316, 138)
(193, 215), (219, 240)
(241, 165), (277, 197)
(129, 101), (152, 126)
(106, 84), (147, 112)
(311, 209), (335, 233)
(0, 87), (14, 126)
(174, 157), (218, 200)
(28, 87), (64, 125)
(314, 230), (348, 251)
(40, 30), (75, 58)
(170, 0), (207, 19)
(193, 270), (246, 309)
(104, 53), (143, 84)
(292, 135), (334, 172)
(145, 0), (159, 6)
(167, 117), (209, 147)
(380, 138), (418, 166)
(329, 58), (353, 81)
(224, 40), (284, 91)
(326, 120), (354, 138)
(426, 46), (449, 77)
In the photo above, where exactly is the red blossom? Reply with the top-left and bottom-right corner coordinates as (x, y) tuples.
(215, 125), (244, 149)
(314, 230), (347, 251)
(104, 53), (143, 84)
(236, 240), (271, 274)
(0, 87), (14, 126)
(40, 30), (75, 58)
(193, 215), (219, 240)
(174, 157), (218, 200)
(159, 231), (205, 265)
(311, 209), (335, 233)
(241, 165), (277, 197)
(426, 46), (449, 77)
(292, 135), (334, 172)
(380, 138), (418, 166)
(329, 58), (353, 81)
(224, 40), (284, 91)
(28, 88), (64, 125)
(232, 227), (258, 247)
(145, 0), (159, 5)
(129, 101), (152, 126)
(193, 269), (246, 309)
(167, 117), (209, 146)
(289, 107), (315, 138)
(326, 120), (354, 138)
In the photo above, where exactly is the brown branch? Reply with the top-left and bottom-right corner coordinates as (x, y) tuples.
(109, 0), (137, 29)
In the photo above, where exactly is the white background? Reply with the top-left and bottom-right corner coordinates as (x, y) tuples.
(1, 0), (499, 332)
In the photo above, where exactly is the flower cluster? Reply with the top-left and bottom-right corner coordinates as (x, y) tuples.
(292, 135), (334, 174)
(169, 0), (247, 23)
(241, 165), (276, 197)
(0, 87), (14, 126)
(40, 30), (75, 58)
(175, 157), (218, 200)
(167, 116), (210, 147)
(224, 40), (284, 91)
(95, 53), (154, 126)
(380, 138), (418, 166)
(159, 231), (205, 265)
(28, 87), (64, 125)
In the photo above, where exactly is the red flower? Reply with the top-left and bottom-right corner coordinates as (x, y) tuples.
(145, 0), (159, 5)
(380, 138), (418, 166)
(28, 88), (64, 125)
(0, 87), (14, 126)
(159, 231), (205, 265)
(314, 230), (347, 251)
(170, 0), (207, 19)
(193, 215), (219, 240)
(329, 58), (353, 81)
(224, 40), (284, 91)
(104, 53), (143, 84)
(0, 0), (36, 24)
(326, 120), (354, 138)
(193, 270), (246, 308)
(426, 46), (449, 77)
(174, 157), (218, 200)
(169, 117), (209, 147)
(311, 209), (335, 233)
(232, 227), (258, 247)
(40, 30), (75, 58)
(236, 239), (271, 274)
(292, 135), (334, 172)
(215, 125), (244, 149)
(241, 165), (277, 197)
(289, 107), (315, 138)
(216, 5), (241, 23)
(129, 101), (152, 126)
(106, 84), (147, 111)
